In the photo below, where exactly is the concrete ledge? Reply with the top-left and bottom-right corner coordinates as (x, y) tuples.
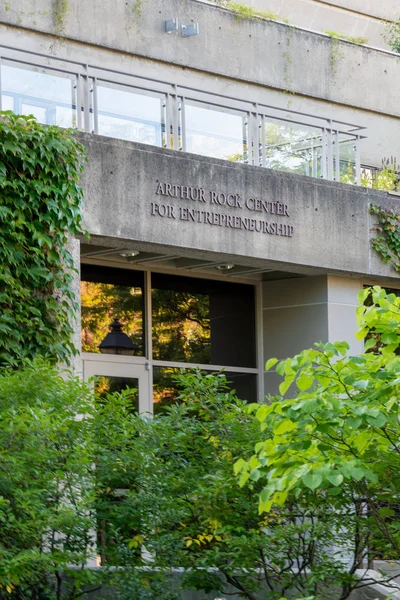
(78, 134), (400, 281)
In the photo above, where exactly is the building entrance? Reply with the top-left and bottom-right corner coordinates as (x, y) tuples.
(83, 353), (152, 414)
(80, 263), (259, 411)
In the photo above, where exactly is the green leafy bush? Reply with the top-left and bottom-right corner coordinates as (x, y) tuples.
(102, 371), (381, 600)
(237, 286), (400, 598)
(0, 360), (99, 599)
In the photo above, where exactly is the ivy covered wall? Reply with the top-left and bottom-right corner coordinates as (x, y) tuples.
(0, 112), (86, 367)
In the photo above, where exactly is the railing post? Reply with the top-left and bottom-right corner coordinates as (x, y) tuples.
(355, 135), (361, 186)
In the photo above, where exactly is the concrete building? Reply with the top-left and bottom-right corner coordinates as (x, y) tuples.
(0, 0), (399, 413)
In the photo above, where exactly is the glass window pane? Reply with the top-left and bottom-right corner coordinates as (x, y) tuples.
(152, 273), (256, 367)
(1, 95), (13, 111)
(1, 63), (77, 127)
(185, 103), (244, 161)
(338, 138), (357, 184)
(153, 367), (256, 414)
(95, 376), (139, 412)
(97, 82), (163, 146)
(152, 287), (211, 364)
(81, 265), (145, 356)
(264, 119), (323, 178)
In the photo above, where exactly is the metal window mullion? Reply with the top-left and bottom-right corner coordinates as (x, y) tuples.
(172, 85), (179, 150)
(355, 135), (361, 185)
(245, 112), (251, 165)
(180, 96), (187, 152)
(76, 74), (83, 130)
(144, 270), (153, 415)
(152, 360), (258, 374)
(335, 130), (340, 181)
(321, 128), (327, 179)
(311, 137), (316, 178)
(82, 70), (91, 132)
(327, 122), (334, 181)
(177, 96), (184, 151)
(255, 281), (264, 403)
(260, 114), (266, 168)
(251, 104), (258, 166)
(92, 76), (99, 134)
(164, 93), (171, 148)
(160, 94), (167, 148)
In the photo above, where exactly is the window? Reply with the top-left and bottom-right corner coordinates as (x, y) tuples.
(81, 266), (257, 408)
(1, 62), (77, 127)
(184, 102), (246, 161)
(81, 265), (145, 356)
(96, 82), (165, 146)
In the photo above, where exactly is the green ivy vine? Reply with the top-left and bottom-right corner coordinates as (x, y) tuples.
(370, 204), (400, 272)
(0, 112), (86, 368)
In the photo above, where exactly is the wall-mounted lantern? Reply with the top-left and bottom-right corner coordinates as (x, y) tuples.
(98, 319), (139, 356)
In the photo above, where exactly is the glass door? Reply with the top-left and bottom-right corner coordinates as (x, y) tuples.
(83, 353), (151, 414)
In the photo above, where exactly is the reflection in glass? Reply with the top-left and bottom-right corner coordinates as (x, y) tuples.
(1, 63), (77, 127)
(152, 273), (256, 368)
(338, 138), (357, 184)
(95, 376), (139, 412)
(81, 280), (144, 356)
(97, 83), (163, 146)
(263, 120), (323, 178)
(152, 288), (211, 364)
(153, 367), (256, 414)
(185, 103), (245, 161)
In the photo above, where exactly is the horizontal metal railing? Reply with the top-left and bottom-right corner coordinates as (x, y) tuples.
(0, 44), (366, 184)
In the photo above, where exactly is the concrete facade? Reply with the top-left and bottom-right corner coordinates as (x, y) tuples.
(227, 0), (400, 50)
(0, 0), (398, 394)
(1, 0), (400, 596)
(80, 134), (399, 281)
(1, 0), (399, 170)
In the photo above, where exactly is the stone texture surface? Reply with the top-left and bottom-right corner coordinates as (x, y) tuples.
(79, 134), (400, 281)
(0, 0), (399, 117)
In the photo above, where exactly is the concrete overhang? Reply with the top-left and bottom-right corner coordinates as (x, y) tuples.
(79, 133), (400, 282)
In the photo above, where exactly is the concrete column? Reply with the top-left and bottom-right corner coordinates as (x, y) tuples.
(262, 275), (363, 395)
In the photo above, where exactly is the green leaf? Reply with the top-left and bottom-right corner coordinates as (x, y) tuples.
(355, 327), (369, 341)
(265, 357), (278, 371)
(239, 472), (250, 487)
(279, 375), (295, 396)
(296, 374), (314, 391)
(325, 472), (344, 487)
(233, 458), (246, 475)
(273, 419), (297, 435)
(302, 472), (323, 490)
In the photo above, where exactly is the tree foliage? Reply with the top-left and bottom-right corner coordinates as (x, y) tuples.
(97, 370), (391, 600)
(0, 360), (99, 600)
(0, 112), (86, 367)
(236, 286), (400, 598)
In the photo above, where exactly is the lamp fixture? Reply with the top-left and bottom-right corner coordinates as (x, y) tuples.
(215, 263), (235, 271)
(98, 319), (139, 356)
(119, 249), (140, 258)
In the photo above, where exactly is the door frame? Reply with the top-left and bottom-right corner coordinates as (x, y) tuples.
(82, 353), (152, 414)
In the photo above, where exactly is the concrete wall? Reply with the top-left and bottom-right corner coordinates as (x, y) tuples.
(224, 0), (400, 50)
(262, 275), (363, 393)
(1, 0), (400, 168)
(79, 133), (400, 282)
(0, 0), (399, 118)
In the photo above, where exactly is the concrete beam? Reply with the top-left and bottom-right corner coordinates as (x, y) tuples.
(78, 133), (400, 281)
